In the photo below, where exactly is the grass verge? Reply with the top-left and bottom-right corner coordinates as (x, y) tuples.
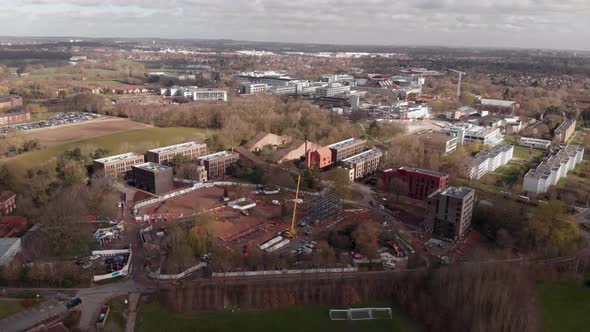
(537, 280), (590, 332)
(0, 300), (25, 320)
(137, 301), (422, 332)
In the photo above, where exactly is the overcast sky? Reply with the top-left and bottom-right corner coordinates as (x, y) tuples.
(1, 0), (589, 50)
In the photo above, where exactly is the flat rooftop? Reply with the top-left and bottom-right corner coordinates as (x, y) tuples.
(95, 152), (143, 164)
(439, 186), (474, 199)
(198, 150), (237, 161)
(148, 141), (205, 154)
(342, 149), (383, 164)
(399, 167), (448, 178)
(133, 162), (171, 172)
(480, 99), (516, 107)
(327, 137), (365, 150)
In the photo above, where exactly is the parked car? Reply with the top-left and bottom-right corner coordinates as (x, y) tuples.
(66, 298), (82, 309)
(383, 261), (396, 269)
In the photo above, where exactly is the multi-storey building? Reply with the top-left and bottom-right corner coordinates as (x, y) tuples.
(0, 111), (30, 126)
(328, 138), (368, 162)
(0, 95), (23, 109)
(0, 191), (16, 215)
(382, 167), (449, 200)
(93, 152), (145, 177)
(160, 86), (227, 102)
(523, 145), (584, 194)
(477, 98), (518, 113)
(240, 83), (269, 95)
(146, 142), (207, 165)
(132, 162), (174, 195)
(447, 123), (503, 147)
(197, 151), (239, 180)
(306, 147), (333, 169)
(467, 144), (514, 180)
(519, 137), (551, 150)
(341, 149), (383, 180)
(418, 132), (458, 156)
(315, 83), (351, 97)
(554, 119), (576, 143)
(236, 71), (295, 86)
(426, 187), (475, 240)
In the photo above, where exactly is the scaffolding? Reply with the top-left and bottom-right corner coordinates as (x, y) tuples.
(300, 190), (343, 226)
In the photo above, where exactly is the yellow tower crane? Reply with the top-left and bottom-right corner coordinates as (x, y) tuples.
(285, 175), (301, 238)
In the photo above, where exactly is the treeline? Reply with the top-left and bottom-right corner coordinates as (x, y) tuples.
(110, 95), (362, 148)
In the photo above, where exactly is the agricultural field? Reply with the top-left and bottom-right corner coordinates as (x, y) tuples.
(137, 301), (423, 332)
(21, 117), (151, 147)
(537, 280), (590, 332)
(2, 126), (215, 170)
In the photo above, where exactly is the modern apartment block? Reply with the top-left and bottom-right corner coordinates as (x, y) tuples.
(519, 137), (551, 150)
(426, 187), (475, 240)
(131, 162), (174, 195)
(342, 149), (383, 180)
(523, 145), (584, 194)
(554, 119), (576, 143)
(382, 167), (449, 200)
(146, 142), (208, 165)
(328, 138), (368, 162)
(197, 151), (239, 180)
(468, 144), (514, 180)
(93, 152), (145, 177)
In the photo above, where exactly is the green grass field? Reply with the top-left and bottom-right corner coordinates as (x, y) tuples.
(137, 302), (423, 332)
(537, 281), (590, 332)
(514, 146), (544, 160)
(2, 127), (214, 170)
(0, 300), (25, 319)
(103, 296), (128, 331)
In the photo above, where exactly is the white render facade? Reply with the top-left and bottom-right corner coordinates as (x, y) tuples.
(523, 145), (584, 194)
(468, 144), (514, 180)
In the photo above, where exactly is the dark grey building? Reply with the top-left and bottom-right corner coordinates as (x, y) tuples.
(131, 162), (174, 195)
(425, 186), (475, 240)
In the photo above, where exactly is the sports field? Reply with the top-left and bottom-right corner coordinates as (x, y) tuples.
(137, 302), (423, 332)
(2, 126), (215, 170)
(21, 117), (151, 146)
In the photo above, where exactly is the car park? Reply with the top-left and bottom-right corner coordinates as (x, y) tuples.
(65, 298), (82, 309)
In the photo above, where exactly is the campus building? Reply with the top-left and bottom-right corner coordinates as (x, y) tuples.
(243, 132), (292, 152)
(554, 119), (576, 143)
(328, 138), (368, 162)
(522, 145), (584, 194)
(382, 167), (449, 200)
(132, 162), (174, 195)
(519, 137), (551, 150)
(315, 83), (351, 97)
(426, 187), (475, 240)
(146, 142), (208, 165)
(418, 132), (458, 156)
(467, 144), (514, 180)
(198, 151), (239, 180)
(160, 86), (227, 102)
(0, 191), (16, 215)
(93, 153), (145, 177)
(477, 98), (518, 113)
(306, 147), (333, 169)
(0, 95), (23, 109)
(0, 111), (30, 126)
(447, 123), (504, 147)
(342, 149), (383, 180)
(240, 83), (269, 95)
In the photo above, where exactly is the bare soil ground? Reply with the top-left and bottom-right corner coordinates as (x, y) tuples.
(21, 117), (152, 146)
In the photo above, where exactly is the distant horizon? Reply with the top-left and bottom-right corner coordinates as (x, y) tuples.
(0, 34), (587, 54)
(1, 1), (588, 52)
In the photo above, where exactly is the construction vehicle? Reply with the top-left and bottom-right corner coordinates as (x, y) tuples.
(284, 175), (301, 238)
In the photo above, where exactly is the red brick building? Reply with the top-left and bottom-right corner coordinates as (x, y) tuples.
(306, 147), (333, 169)
(382, 167), (449, 200)
(0, 191), (16, 215)
(0, 111), (30, 126)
